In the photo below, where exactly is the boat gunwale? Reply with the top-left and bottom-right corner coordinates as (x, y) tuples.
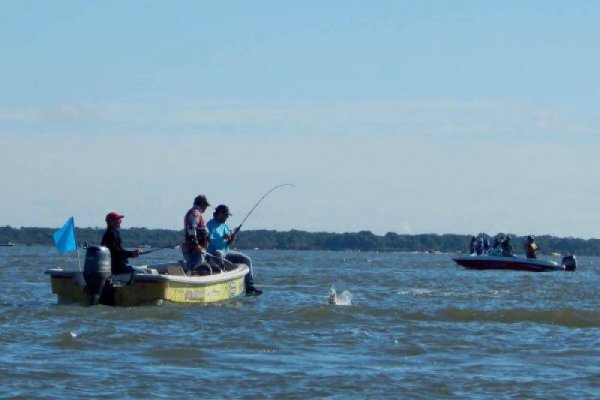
(453, 255), (559, 267)
(44, 264), (249, 284)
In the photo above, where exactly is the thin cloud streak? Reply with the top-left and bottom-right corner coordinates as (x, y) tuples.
(0, 103), (141, 123)
(1, 98), (596, 139)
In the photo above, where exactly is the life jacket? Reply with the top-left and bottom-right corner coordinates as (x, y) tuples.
(183, 206), (208, 247)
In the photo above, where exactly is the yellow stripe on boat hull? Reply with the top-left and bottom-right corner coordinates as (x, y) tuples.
(114, 277), (245, 306)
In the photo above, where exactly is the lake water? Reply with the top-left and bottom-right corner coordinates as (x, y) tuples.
(1, 246), (599, 399)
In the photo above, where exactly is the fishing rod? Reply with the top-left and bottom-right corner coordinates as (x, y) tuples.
(231, 183), (296, 238)
(139, 244), (180, 255)
(201, 249), (237, 270)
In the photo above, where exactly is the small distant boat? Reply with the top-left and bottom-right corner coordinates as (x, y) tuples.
(453, 252), (577, 272)
(45, 245), (249, 306)
(0, 242), (15, 247)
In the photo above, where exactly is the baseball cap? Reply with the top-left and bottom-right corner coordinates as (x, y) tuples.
(105, 212), (125, 222)
(215, 204), (232, 216)
(194, 195), (211, 206)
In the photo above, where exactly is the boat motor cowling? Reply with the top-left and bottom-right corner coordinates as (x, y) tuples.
(83, 245), (112, 305)
(561, 255), (577, 271)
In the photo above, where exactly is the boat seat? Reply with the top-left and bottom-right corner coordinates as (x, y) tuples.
(208, 263), (223, 274)
(222, 263), (238, 272)
(166, 265), (186, 276)
(189, 263), (213, 276)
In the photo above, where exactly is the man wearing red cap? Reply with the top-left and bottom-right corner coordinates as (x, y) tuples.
(101, 212), (142, 275)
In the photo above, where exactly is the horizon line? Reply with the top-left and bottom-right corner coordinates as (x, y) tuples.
(1, 225), (597, 241)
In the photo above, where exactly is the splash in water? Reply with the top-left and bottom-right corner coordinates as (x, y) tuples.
(328, 285), (352, 306)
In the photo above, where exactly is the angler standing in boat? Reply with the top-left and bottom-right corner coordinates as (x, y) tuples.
(182, 195), (211, 271)
(469, 236), (477, 254)
(207, 204), (262, 296)
(492, 234), (504, 250)
(101, 212), (142, 275)
(501, 235), (515, 256)
(524, 235), (539, 259)
(475, 237), (485, 255)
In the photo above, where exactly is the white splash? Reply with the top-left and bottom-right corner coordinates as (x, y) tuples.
(328, 285), (352, 306)
(398, 288), (433, 296)
(62, 331), (77, 339)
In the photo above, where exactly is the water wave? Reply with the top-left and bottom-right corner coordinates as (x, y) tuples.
(416, 307), (600, 327)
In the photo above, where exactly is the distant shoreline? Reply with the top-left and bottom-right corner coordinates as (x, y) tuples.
(2, 226), (599, 256)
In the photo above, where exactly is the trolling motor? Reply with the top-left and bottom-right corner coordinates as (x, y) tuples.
(561, 255), (577, 271)
(83, 245), (112, 305)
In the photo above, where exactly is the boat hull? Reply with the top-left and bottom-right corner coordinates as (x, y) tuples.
(45, 263), (249, 306)
(453, 255), (564, 272)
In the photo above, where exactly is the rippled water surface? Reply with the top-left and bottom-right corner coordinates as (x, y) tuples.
(1, 246), (599, 399)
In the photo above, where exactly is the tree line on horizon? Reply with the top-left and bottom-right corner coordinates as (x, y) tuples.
(1, 225), (599, 255)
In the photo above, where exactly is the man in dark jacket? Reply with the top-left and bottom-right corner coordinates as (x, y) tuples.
(101, 212), (142, 275)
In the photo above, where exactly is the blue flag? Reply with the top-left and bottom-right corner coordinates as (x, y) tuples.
(53, 217), (77, 254)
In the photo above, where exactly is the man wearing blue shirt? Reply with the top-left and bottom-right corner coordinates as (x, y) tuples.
(207, 204), (262, 296)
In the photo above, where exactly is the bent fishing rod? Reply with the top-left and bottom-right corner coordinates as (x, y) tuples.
(231, 183), (296, 238)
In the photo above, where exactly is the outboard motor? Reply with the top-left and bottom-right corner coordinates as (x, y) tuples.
(562, 255), (577, 271)
(83, 245), (112, 305)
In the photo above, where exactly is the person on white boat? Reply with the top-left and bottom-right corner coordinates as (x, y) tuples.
(524, 235), (538, 259)
(207, 204), (262, 296)
(101, 212), (143, 275)
(182, 195), (210, 271)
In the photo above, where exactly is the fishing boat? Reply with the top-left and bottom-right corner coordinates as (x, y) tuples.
(45, 246), (249, 306)
(0, 242), (15, 246)
(453, 250), (577, 272)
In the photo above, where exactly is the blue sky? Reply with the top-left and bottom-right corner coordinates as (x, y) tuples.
(1, 1), (599, 238)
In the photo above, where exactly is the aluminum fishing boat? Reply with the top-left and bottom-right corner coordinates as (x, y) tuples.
(45, 245), (249, 306)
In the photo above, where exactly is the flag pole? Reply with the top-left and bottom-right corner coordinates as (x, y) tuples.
(73, 218), (82, 272)
(76, 248), (82, 272)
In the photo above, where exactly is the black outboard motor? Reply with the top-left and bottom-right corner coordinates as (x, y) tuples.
(83, 245), (112, 305)
(562, 255), (577, 271)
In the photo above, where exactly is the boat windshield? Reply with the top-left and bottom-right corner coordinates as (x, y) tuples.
(487, 248), (517, 258)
